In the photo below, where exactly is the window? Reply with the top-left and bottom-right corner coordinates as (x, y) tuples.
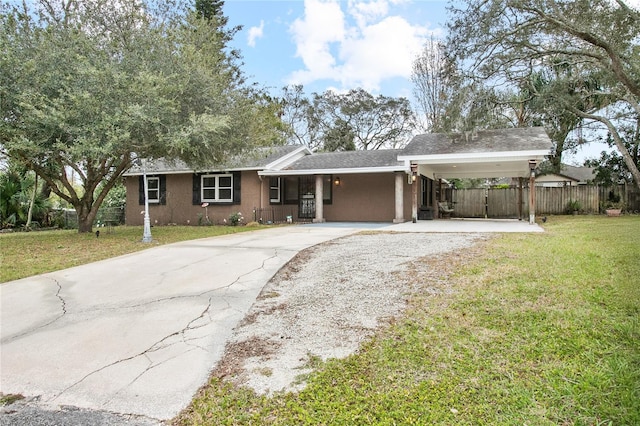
(139, 175), (165, 205)
(283, 176), (299, 204)
(201, 174), (233, 202)
(147, 177), (160, 203)
(269, 177), (281, 203)
(280, 176), (332, 205)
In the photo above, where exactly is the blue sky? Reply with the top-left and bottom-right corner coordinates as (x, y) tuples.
(223, 0), (449, 98)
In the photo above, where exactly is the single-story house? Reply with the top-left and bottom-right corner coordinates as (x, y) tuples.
(536, 164), (596, 187)
(123, 127), (552, 225)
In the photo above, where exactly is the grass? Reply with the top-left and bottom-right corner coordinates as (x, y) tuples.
(0, 224), (265, 283)
(175, 216), (640, 425)
(0, 393), (24, 406)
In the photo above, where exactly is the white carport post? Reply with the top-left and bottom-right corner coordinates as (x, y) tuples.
(410, 164), (418, 223)
(528, 160), (537, 224)
(313, 174), (325, 223)
(393, 171), (405, 223)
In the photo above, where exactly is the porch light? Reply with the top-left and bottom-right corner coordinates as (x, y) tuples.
(334, 176), (341, 186)
(528, 160), (537, 171)
(410, 163), (418, 184)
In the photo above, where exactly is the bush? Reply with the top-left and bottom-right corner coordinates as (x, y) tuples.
(229, 212), (244, 226)
(566, 199), (582, 213)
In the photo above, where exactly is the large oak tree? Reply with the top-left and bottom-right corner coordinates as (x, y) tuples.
(447, 0), (640, 187)
(280, 86), (415, 151)
(0, 0), (283, 232)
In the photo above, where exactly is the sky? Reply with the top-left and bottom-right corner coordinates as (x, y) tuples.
(221, 0), (617, 164)
(223, 0), (448, 97)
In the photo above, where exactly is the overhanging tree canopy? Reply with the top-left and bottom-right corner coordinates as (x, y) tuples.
(447, 0), (640, 188)
(0, 0), (284, 232)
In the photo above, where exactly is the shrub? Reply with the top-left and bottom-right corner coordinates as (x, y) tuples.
(566, 199), (582, 213)
(229, 212), (244, 226)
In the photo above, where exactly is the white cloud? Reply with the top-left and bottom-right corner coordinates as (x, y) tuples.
(289, 0), (345, 78)
(247, 20), (265, 47)
(339, 15), (431, 89)
(347, 0), (389, 27)
(287, 0), (438, 93)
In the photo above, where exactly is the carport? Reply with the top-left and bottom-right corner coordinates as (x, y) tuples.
(398, 127), (552, 224)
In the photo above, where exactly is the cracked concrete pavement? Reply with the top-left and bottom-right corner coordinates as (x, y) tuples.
(0, 225), (358, 422)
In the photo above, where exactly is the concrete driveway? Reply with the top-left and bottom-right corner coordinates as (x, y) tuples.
(0, 225), (357, 422)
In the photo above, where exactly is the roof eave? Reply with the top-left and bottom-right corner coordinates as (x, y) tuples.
(124, 169), (195, 177)
(259, 165), (409, 176)
(398, 150), (550, 164)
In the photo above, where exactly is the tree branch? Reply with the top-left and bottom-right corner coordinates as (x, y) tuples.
(520, 4), (640, 97)
(567, 105), (640, 184)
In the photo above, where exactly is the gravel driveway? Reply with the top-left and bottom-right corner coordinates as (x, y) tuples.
(1, 230), (486, 425)
(212, 231), (487, 394)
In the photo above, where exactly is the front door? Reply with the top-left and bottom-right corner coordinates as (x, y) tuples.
(298, 175), (315, 219)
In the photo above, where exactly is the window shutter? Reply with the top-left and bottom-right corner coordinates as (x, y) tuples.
(138, 176), (144, 205)
(160, 175), (167, 205)
(233, 171), (241, 205)
(192, 174), (201, 205)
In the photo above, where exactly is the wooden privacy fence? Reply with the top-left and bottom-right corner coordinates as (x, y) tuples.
(454, 187), (486, 217)
(451, 185), (639, 218)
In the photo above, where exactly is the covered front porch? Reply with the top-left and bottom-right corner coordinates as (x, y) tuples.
(257, 171), (413, 223)
(258, 149), (414, 223)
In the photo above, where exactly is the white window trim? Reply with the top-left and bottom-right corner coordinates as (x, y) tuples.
(269, 177), (281, 203)
(201, 174), (233, 202)
(147, 176), (160, 204)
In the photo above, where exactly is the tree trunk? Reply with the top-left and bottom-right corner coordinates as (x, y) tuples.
(75, 202), (98, 233)
(77, 215), (93, 233)
(25, 173), (38, 230)
(597, 118), (640, 190)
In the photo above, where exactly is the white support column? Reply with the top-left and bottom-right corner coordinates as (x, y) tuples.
(529, 162), (537, 224)
(411, 164), (418, 223)
(313, 174), (325, 223)
(393, 172), (405, 223)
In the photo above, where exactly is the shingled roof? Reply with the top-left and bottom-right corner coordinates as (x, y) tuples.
(125, 145), (307, 175)
(126, 127), (552, 178)
(544, 164), (596, 183)
(401, 127), (551, 156)
(282, 149), (404, 171)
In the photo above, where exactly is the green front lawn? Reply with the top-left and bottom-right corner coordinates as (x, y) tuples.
(176, 216), (640, 425)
